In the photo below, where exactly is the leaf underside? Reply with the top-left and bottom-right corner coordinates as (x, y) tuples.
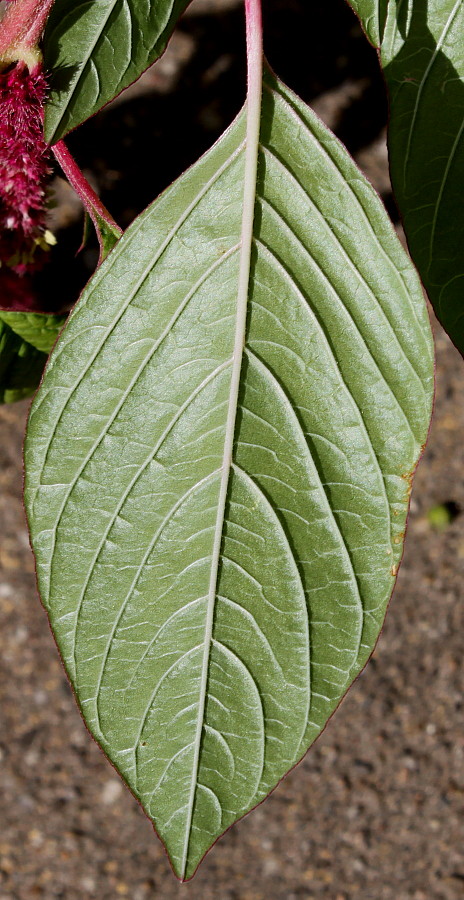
(349, 0), (464, 353)
(43, 0), (192, 143)
(25, 72), (433, 879)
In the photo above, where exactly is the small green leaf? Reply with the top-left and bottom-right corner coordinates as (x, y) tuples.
(25, 72), (433, 878)
(348, 0), (464, 352)
(93, 213), (122, 261)
(427, 502), (457, 531)
(43, 0), (192, 143)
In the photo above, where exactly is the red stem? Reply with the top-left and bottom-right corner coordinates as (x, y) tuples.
(0, 0), (55, 58)
(52, 141), (122, 251)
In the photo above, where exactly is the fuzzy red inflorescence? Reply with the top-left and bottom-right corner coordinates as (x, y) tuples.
(0, 61), (51, 277)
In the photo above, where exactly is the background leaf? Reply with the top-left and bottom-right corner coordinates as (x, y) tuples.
(43, 0), (192, 143)
(0, 320), (47, 403)
(0, 312), (66, 403)
(25, 72), (433, 878)
(0, 310), (66, 354)
(346, 0), (388, 44)
(348, 0), (464, 353)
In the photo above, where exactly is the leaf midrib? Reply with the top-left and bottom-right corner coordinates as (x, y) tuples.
(179, 24), (264, 878)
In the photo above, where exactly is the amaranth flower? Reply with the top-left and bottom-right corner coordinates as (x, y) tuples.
(0, 60), (52, 276)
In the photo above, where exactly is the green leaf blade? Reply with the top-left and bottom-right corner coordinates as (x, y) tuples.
(345, 0), (388, 45)
(0, 318), (47, 403)
(43, 0), (192, 143)
(25, 73), (433, 878)
(0, 312), (65, 404)
(347, 0), (464, 352)
(383, 0), (464, 349)
(0, 310), (66, 353)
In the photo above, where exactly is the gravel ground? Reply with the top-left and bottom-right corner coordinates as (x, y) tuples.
(1, 0), (463, 896)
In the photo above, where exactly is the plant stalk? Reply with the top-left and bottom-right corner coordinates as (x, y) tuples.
(52, 141), (123, 261)
(0, 0), (55, 65)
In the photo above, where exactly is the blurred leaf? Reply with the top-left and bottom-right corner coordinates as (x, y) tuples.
(0, 310), (66, 353)
(0, 318), (48, 403)
(427, 501), (460, 530)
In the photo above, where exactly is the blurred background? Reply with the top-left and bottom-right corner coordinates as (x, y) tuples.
(1, 0), (463, 897)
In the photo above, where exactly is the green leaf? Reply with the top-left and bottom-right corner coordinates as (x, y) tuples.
(25, 71), (433, 879)
(346, 0), (388, 45)
(0, 310), (66, 354)
(93, 213), (122, 261)
(0, 311), (66, 403)
(43, 0), (192, 143)
(348, 0), (464, 352)
(0, 318), (48, 403)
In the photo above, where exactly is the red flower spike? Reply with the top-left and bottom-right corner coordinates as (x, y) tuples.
(0, 61), (51, 274)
